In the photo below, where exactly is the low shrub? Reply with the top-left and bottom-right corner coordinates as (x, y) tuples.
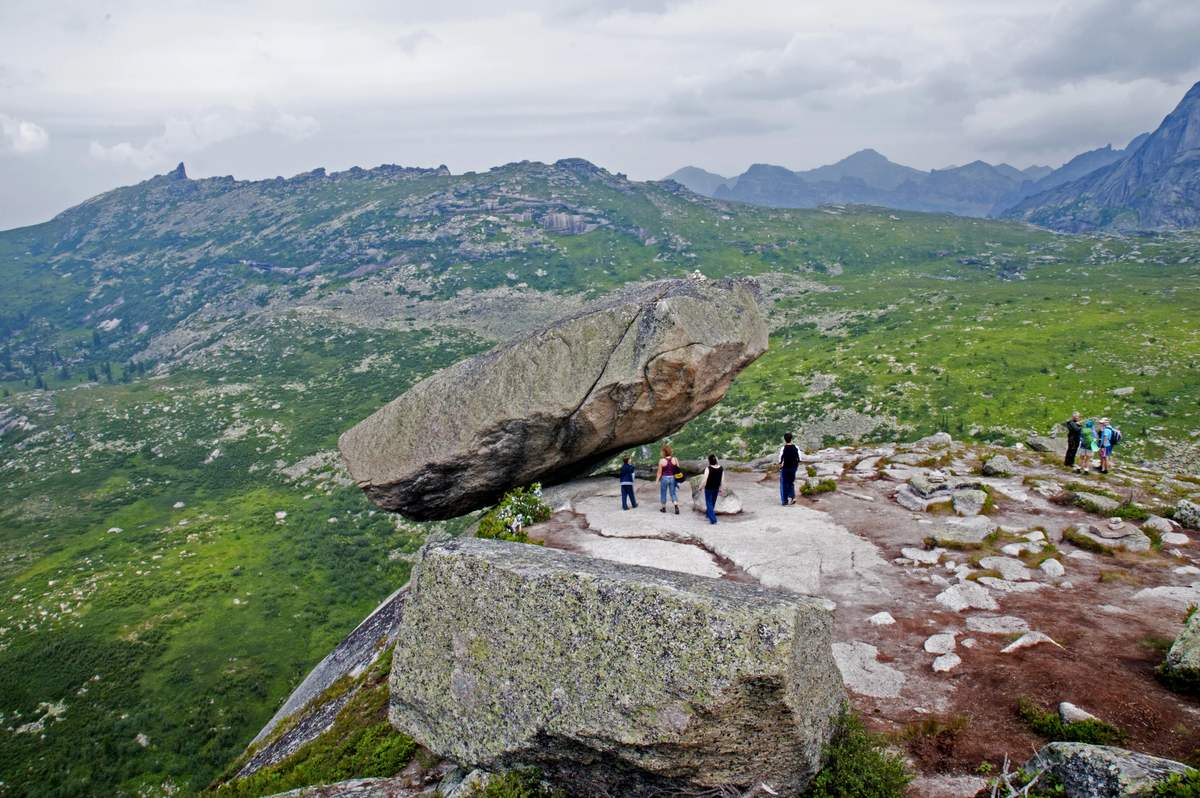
(1016, 697), (1126, 746)
(804, 710), (911, 798)
(1152, 769), (1200, 797)
(477, 484), (552, 543)
(466, 768), (563, 798)
(1157, 663), (1200, 699)
(802, 480), (838, 497)
(1062, 527), (1115, 556)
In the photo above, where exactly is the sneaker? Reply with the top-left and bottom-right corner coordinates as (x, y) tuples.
(674, 505), (680, 514)
(632, 503), (638, 508)
(660, 508), (666, 513)
(788, 498), (796, 505)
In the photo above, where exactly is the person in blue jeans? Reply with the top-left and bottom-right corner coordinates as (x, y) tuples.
(619, 454), (638, 510)
(778, 432), (801, 506)
(656, 444), (681, 514)
(701, 454), (723, 524)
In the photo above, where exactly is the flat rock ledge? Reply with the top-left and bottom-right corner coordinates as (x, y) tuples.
(339, 278), (769, 520)
(389, 539), (845, 797)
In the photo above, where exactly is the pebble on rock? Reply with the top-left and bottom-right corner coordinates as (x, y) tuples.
(1039, 558), (1066, 578)
(924, 634), (957, 654)
(868, 611), (896, 626)
(1059, 702), (1100, 724)
(932, 653), (962, 673)
(1001, 631), (1063, 653)
(935, 582), (998, 612)
(1162, 532), (1190, 546)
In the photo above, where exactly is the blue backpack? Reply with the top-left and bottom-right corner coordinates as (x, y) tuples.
(1109, 427), (1123, 447)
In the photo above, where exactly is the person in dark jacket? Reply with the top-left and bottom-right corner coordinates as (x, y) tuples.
(1064, 411), (1083, 468)
(619, 454), (638, 510)
(778, 433), (800, 505)
(701, 454), (723, 525)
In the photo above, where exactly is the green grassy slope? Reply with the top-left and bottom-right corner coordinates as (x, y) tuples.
(1, 161), (1198, 797)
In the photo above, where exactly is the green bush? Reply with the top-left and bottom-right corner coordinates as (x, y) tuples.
(1016, 697), (1125, 746)
(804, 710), (911, 798)
(466, 768), (562, 798)
(802, 479), (838, 497)
(477, 484), (552, 543)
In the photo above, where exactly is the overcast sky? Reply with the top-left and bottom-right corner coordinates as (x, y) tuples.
(2, 0), (1199, 230)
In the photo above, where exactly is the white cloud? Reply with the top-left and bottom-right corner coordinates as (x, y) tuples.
(0, 113), (49, 154)
(89, 103), (318, 169)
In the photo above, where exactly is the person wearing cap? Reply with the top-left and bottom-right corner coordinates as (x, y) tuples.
(1098, 418), (1114, 474)
(1076, 421), (1097, 475)
(1064, 411), (1083, 469)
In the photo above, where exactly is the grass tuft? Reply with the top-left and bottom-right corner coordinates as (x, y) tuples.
(1016, 697), (1126, 746)
(804, 710), (911, 798)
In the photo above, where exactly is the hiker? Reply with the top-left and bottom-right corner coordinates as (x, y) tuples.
(1076, 420), (1097, 474)
(778, 433), (801, 505)
(701, 454), (723, 525)
(619, 454), (638, 510)
(1064, 411), (1083, 468)
(656, 444), (681, 514)
(1098, 417), (1115, 474)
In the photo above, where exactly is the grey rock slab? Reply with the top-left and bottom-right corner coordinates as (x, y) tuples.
(888, 453), (932, 466)
(901, 547), (944, 565)
(924, 634), (957, 654)
(1059, 703), (1100, 724)
(1143, 516), (1175, 535)
(867, 612), (896, 626)
(981, 455), (1013, 477)
(979, 577), (1045, 594)
(915, 432), (953, 447)
(935, 582), (999, 612)
(978, 556), (1035, 582)
(1075, 492), (1121, 514)
(688, 476), (743, 516)
(932, 653), (962, 673)
(567, 535), (726, 580)
(853, 456), (881, 472)
(1163, 607), (1200, 674)
(1024, 742), (1192, 798)
(1040, 558), (1067, 578)
(1027, 436), (1069, 456)
(932, 516), (998, 545)
(390, 538), (845, 796)
(1001, 631), (1062, 653)
(895, 484), (949, 512)
(1136, 584), (1200, 612)
(953, 489), (988, 516)
(340, 278), (768, 520)
(831, 642), (906, 698)
(1163, 532), (1191, 546)
(966, 616), (1030, 635)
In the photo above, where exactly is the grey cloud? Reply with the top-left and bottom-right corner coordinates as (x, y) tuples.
(394, 30), (434, 54)
(1018, 0), (1200, 85)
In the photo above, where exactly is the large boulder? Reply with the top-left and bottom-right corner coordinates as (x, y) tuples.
(689, 475), (743, 515)
(981, 454), (1013, 477)
(1162, 608), (1200, 680)
(389, 539), (845, 797)
(1177, 500), (1200, 530)
(1023, 742), (1192, 798)
(1027, 436), (1069, 456)
(339, 279), (769, 520)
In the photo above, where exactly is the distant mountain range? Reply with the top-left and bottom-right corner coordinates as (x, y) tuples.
(666, 82), (1200, 231)
(1003, 82), (1200, 232)
(665, 139), (1146, 220)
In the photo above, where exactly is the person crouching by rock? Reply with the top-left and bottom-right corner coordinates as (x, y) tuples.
(1076, 420), (1097, 474)
(1064, 411), (1083, 469)
(702, 454), (723, 525)
(657, 445), (681, 514)
(619, 454), (638, 511)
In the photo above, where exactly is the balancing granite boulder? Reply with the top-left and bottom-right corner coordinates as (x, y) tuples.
(339, 278), (769, 520)
(389, 538), (846, 797)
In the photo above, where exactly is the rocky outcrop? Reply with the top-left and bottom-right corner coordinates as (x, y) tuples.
(1027, 436), (1069, 456)
(339, 278), (768, 521)
(1023, 742), (1193, 797)
(1177, 500), (1200, 530)
(981, 455), (1012, 477)
(1162, 609), (1200, 680)
(388, 539), (845, 797)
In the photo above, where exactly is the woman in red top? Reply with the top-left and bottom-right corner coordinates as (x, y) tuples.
(655, 444), (681, 514)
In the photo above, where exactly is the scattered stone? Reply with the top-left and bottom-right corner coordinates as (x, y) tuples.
(107, 527), (122, 534)
(867, 612), (896, 626)
(813, 462), (843, 477)
(1024, 531), (1047, 542)
(967, 616), (1030, 635)
(1075, 492), (1120, 514)
(1133, 584), (1200, 612)
(390, 538), (844, 795)
(135, 733), (149, 747)
(1026, 436), (1069, 456)
(932, 653), (962, 673)
(340, 279), (769, 521)
(1039, 558), (1067, 578)
(1143, 516), (1175, 535)
(923, 634), (956, 654)
(900, 547), (944, 565)
(1001, 631), (1062, 653)
(1001, 541), (1044, 556)
(935, 582), (998, 612)
(1163, 532), (1190, 546)
(853, 457), (880, 472)
(930, 574), (951, 587)
(932, 516), (997, 545)
(961, 638), (977, 648)
(1176, 500), (1200, 530)
(953, 489), (988, 516)
(978, 556), (1034, 582)
(915, 432), (953, 447)
(1023, 742), (1192, 798)
(173, 501), (185, 509)
(895, 484), (950, 512)
(1059, 703), (1100, 724)
(1174, 566), (1200, 576)
(889, 452), (933, 466)
(1069, 524), (1152, 553)
(981, 455), (1013, 477)
(1112, 387), (1135, 396)
(831, 642), (906, 699)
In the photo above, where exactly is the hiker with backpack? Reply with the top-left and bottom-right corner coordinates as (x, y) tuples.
(656, 444), (682, 514)
(778, 433), (801, 506)
(1076, 420), (1098, 475)
(1098, 418), (1121, 474)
